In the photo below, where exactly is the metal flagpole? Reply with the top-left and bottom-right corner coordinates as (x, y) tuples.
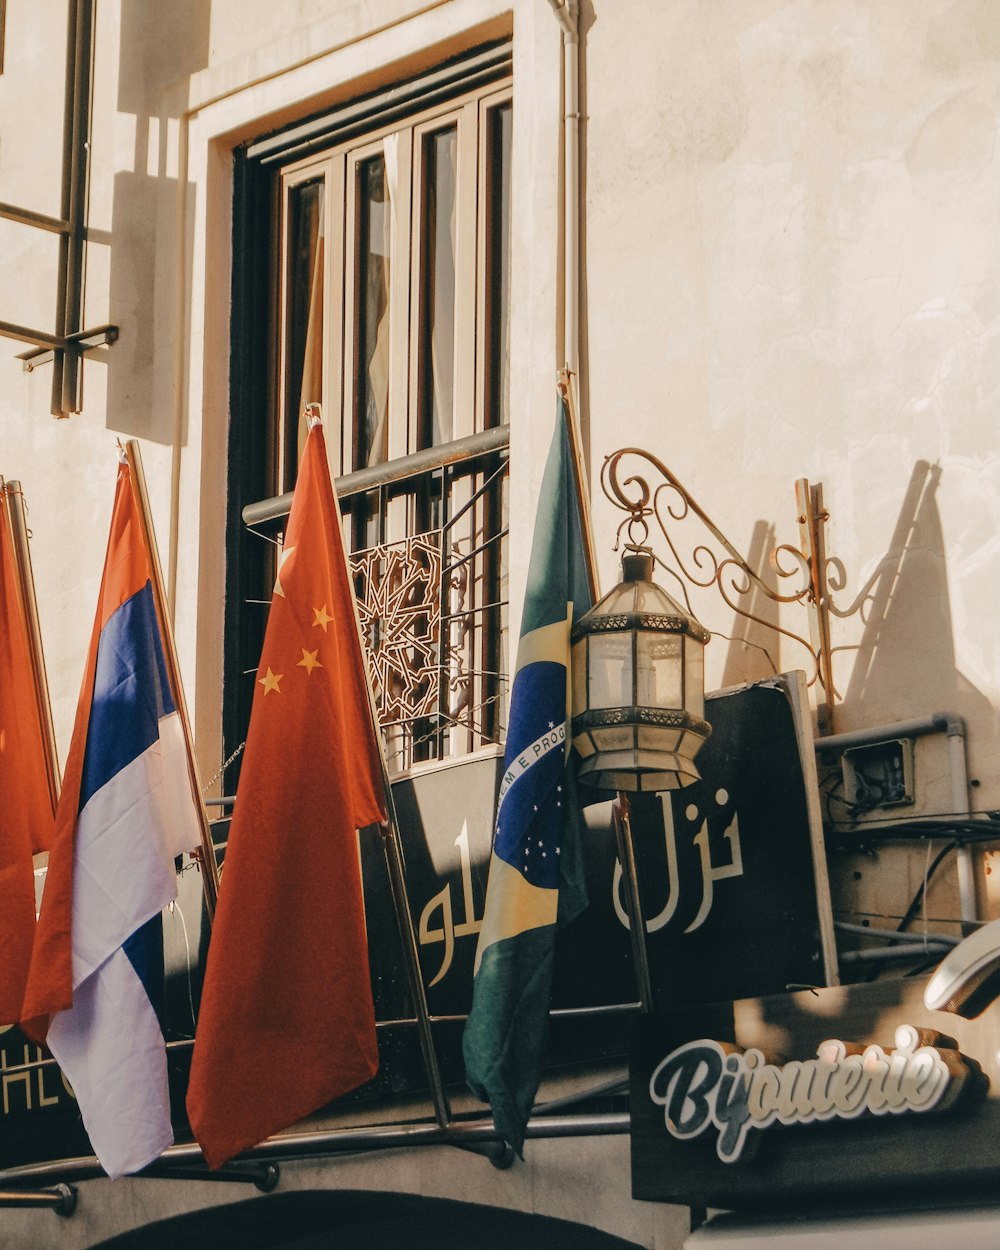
(557, 371), (654, 1013)
(1, 478), (61, 815)
(123, 441), (221, 921)
(319, 413), (451, 1130)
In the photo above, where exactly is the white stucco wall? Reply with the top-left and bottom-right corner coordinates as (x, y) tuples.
(0, 0), (998, 1243)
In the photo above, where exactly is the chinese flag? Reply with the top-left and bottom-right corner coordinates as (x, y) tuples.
(0, 490), (55, 1025)
(187, 421), (385, 1169)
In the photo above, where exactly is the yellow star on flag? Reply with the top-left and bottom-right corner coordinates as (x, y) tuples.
(312, 604), (334, 632)
(297, 648), (323, 675)
(258, 666), (283, 695)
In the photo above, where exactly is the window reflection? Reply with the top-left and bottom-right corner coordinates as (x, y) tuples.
(284, 178), (324, 492)
(487, 103), (511, 428)
(420, 126), (458, 450)
(357, 155), (391, 470)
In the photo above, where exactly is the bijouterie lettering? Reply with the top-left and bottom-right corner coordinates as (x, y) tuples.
(649, 1024), (973, 1162)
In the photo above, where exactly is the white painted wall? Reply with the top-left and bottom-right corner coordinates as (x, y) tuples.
(0, 0), (997, 1243)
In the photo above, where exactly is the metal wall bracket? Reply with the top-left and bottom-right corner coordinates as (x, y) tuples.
(15, 324), (119, 373)
(0, 0), (113, 416)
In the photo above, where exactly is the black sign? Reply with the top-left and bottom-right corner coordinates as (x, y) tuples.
(555, 672), (834, 1011)
(630, 980), (998, 1210)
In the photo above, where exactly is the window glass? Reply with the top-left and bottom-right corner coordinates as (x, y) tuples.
(283, 178), (324, 491)
(487, 103), (512, 428)
(419, 125), (458, 450)
(357, 155), (390, 469)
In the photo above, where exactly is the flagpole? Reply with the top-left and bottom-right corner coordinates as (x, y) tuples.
(557, 370), (654, 1012)
(123, 441), (221, 921)
(325, 457), (452, 1131)
(1, 478), (61, 815)
(557, 366), (599, 604)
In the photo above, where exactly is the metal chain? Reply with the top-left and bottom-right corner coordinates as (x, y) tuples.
(201, 740), (245, 794)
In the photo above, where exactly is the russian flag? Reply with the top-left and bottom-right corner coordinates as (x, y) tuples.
(22, 457), (201, 1178)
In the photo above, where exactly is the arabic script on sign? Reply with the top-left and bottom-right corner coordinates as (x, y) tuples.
(418, 821), (483, 985)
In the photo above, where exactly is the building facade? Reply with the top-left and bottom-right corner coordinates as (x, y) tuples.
(1, 0), (998, 1245)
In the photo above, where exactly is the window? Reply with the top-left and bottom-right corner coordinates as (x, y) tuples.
(225, 44), (512, 786)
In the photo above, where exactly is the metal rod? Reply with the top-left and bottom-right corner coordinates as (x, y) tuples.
(612, 795), (654, 1012)
(243, 426), (510, 528)
(835, 921), (959, 946)
(0, 1184), (76, 1216)
(139, 1162), (279, 1192)
(838, 945), (951, 965)
(795, 479), (836, 734)
(0, 202), (71, 233)
(834, 920), (959, 946)
(440, 457), (509, 534)
(0, 320), (65, 350)
(0, 1113), (629, 1188)
(124, 442), (220, 919)
(60, 0), (94, 413)
(2, 481), (61, 812)
(50, 0), (79, 414)
(327, 463), (451, 1129)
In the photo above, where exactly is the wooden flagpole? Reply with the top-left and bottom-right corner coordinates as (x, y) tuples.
(123, 442), (220, 921)
(317, 411), (451, 1130)
(1, 478), (61, 816)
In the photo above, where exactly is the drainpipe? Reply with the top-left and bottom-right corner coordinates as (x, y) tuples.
(816, 713), (976, 926)
(546, 0), (580, 389)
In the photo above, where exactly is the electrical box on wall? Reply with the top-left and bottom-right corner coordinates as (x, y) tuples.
(841, 738), (914, 810)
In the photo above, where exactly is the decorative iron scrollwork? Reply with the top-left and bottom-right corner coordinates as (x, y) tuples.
(600, 447), (849, 727)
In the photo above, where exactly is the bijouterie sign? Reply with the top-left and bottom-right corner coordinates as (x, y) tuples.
(648, 1024), (977, 1163)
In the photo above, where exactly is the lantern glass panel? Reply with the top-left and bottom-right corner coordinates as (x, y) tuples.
(685, 638), (705, 719)
(586, 632), (633, 709)
(635, 629), (682, 709)
(571, 637), (588, 719)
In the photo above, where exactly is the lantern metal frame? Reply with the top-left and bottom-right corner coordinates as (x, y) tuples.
(571, 548), (713, 792)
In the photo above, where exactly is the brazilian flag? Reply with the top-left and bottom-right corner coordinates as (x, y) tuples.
(462, 398), (593, 1154)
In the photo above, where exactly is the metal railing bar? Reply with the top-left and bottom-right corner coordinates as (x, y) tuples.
(441, 459), (509, 534)
(242, 426), (510, 528)
(0, 1000), (636, 1078)
(0, 1184), (76, 1215)
(0, 1111), (627, 1189)
(441, 601), (507, 622)
(443, 528), (506, 575)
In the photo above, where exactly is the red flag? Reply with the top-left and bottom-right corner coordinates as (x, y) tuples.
(0, 488), (55, 1024)
(187, 421), (386, 1169)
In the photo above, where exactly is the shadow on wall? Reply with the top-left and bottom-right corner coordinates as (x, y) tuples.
(717, 519), (784, 690)
(105, 0), (210, 445)
(88, 1190), (651, 1250)
(835, 459), (993, 744)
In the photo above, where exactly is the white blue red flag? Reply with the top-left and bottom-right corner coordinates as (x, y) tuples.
(22, 455), (201, 1178)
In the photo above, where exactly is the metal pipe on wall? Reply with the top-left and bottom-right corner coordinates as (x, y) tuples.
(546, 0), (581, 391)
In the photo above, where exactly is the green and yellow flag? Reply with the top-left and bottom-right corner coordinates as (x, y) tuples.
(463, 400), (593, 1153)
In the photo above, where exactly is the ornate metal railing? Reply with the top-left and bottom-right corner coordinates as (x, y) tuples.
(242, 426), (509, 772)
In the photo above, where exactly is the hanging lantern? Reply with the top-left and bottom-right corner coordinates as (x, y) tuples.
(571, 548), (711, 792)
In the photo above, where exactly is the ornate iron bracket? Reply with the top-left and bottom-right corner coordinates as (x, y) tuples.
(601, 448), (850, 733)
